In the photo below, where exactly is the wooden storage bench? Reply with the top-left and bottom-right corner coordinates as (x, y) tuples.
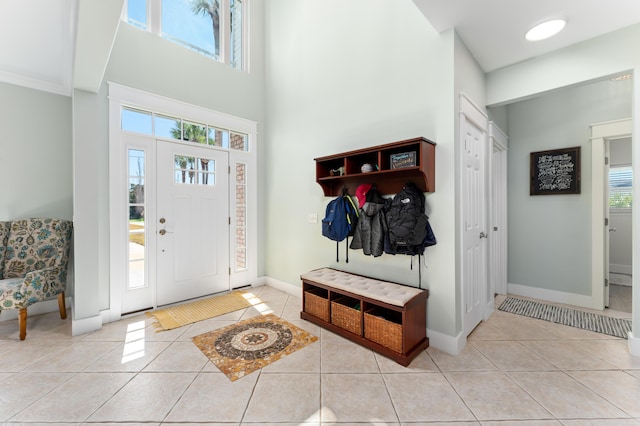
(300, 267), (429, 366)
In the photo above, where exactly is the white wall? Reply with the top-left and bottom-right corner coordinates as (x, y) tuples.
(0, 82), (72, 221)
(506, 78), (632, 298)
(263, 0), (462, 339)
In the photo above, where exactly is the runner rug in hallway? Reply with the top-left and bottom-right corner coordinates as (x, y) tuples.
(147, 291), (254, 331)
(498, 296), (632, 339)
(193, 313), (318, 381)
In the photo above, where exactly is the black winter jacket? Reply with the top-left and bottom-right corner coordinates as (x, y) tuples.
(350, 200), (387, 257)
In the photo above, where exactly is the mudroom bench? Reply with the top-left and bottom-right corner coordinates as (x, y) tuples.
(300, 267), (429, 366)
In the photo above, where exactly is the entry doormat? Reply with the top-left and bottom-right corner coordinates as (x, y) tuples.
(147, 291), (253, 331)
(498, 297), (632, 339)
(192, 313), (318, 381)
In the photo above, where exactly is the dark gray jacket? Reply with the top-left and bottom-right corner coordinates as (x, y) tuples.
(350, 200), (387, 257)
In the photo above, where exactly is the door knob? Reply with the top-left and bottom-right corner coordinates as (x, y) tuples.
(159, 218), (166, 224)
(609, 227), (617, 232)
(479, 232), (488, 239)
(159, 229), (166, 235)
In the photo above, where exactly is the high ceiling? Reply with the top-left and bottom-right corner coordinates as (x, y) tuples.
(413, 0), (640, 72)
(1, 0), (640, 96)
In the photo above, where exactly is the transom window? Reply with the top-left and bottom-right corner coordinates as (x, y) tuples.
(121, 106), (249, 152)
(609, 165), (633, 209)
(124, 0), (245, 70)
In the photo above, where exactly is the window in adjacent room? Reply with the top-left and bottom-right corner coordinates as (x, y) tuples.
(609, 165), (632, 209)
(124, 0), (246, 70)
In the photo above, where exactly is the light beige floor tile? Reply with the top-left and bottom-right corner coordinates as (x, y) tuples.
(260, 338), (320, 373)
(520, 340), (617, 370)
(288, 319), (323, 337)
(568, 370), (640, 417)
(0, 340), (72, 372)
(81, 315), (149, 341)
(164, 372), (257, 422)
(26, 341), (121, 372)
(427, 344), (496, 372)
(84, 341), (170, 372)
(144, 322), (191, 342)
(243, 373), (320, 423)
(178, 319), (237, 341)
(88, 423), (160, 426)
(471, 340), (557, 371)
(253, 286), (291, 305)
(534, 318), (617, 340)
(10, 372), (134, 423)
(445, 371), (552, 421)
(628, 370), (640, 380)
(467, 321), (512, 341)
(509, 371), (629, 419)
(240, 303), (286, 319)
(87, 372), (197, 422)
(572, 339), (640, 370)
(322, 373), (398, 423)
(384, 372), (475, 422)
(561, 420), (640, 425)
(375, 350), (438, 373)
(485, 314), (554, 340)
(321, 332), (379, 373)
(143, 341), (209, 372)
(481, 421), (561, 426)
(5, 311), (73, 341)
(281, 302), (304, 321)
(0, 372), (73, 422)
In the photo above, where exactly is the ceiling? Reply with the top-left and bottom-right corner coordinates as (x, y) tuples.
(413, 0), (640, 72)
(1, 0), (640, 96)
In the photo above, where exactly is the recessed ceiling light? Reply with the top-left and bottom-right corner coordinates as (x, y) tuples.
(525, 19), (566, 41)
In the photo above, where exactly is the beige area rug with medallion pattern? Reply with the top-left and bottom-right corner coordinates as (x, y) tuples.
(192, 313), (318, 381)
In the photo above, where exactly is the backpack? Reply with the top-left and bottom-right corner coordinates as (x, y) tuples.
(322, 187), (359, 262)
(385, 182), (429, 252)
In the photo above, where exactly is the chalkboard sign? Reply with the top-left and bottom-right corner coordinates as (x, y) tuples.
(530, 146), (581, 195)
(390, 151), (417, 169)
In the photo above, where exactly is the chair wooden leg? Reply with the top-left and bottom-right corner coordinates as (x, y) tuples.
(58, 292), (67, 320)
(19, 308), (27, 340)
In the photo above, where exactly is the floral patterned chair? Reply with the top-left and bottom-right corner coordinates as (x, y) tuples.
(0, 218), (72, 340)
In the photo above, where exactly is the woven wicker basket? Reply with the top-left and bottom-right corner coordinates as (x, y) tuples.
(331, 297), (361, 335)
(364, 308), (403, 353)
(304, 290), (329, 322)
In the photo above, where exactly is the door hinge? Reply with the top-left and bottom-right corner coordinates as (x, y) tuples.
(229, 217), (231, 225)
(605, 217), (609, 226)
(605, 157), (609, 165)
(228, 165), (231, 174)
(229, 267), (231, 276)
(605, 278), (609, 287)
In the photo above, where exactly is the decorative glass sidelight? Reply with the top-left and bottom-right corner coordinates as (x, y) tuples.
(235, 162), (247, 271)
(128, 149), (146, 289)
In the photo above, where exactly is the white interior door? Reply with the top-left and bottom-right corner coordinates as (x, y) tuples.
(489, 122), (508, 296)
(461, 104), (488, 336)
(156, 141), (230, 306)
(604, 140), (611, 307)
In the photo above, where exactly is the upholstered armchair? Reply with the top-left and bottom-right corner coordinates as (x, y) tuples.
(0, 218), (72, 340)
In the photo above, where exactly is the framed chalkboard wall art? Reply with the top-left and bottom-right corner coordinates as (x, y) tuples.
(530, 146), (581, 195)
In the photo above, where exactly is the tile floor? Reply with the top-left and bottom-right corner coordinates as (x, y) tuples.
(1, 285), (640, 425)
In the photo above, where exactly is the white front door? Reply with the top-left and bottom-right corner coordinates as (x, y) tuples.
(156, 141), (230, 306)
(460, 95), (488, 336)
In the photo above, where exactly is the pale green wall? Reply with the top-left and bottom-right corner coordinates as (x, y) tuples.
(263, 0), (460, 337)
(0, 82), (72, 221)
(506, 78), (632, 296)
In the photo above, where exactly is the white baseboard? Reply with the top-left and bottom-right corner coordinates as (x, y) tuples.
(629, 332), (640, 357)
(427, 328), (466, 356)
(0, 297), (72, 322)
(507, 283), (593, 309)
(610, 264), (633, 275)
(71, 312), (102, 336)
(263, 276), (301, 298)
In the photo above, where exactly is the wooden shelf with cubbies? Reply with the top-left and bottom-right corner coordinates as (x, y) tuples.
(314, 137), (436, 196)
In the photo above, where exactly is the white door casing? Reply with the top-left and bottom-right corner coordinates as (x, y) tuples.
(489, 122), (508, 298)
(156, 141), (230, 306)
(460, 94), (489, 336)
(108, 82), (258, 321)
(590, 118), (632, 310)
(604, 140), (611, 308)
